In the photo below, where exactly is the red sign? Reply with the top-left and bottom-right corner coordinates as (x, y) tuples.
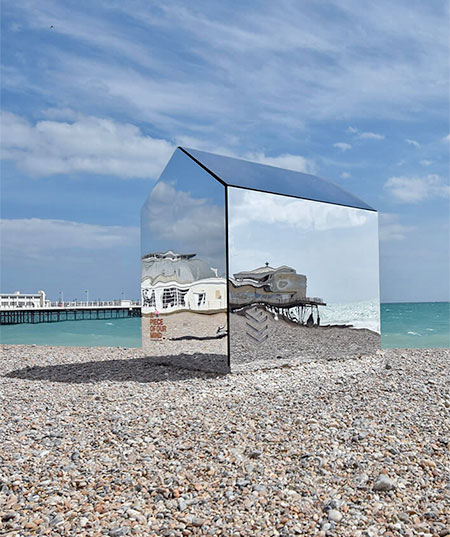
(149, 313), (167, 340)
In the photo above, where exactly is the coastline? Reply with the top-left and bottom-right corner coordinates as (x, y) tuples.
(1, 344), (449, 535)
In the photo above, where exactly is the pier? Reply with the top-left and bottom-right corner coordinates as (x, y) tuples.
(0, 301), (141, 325)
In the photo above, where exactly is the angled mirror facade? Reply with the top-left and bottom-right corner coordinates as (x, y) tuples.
(228, 188), (380, 368)
(141, 149), (229, 373)
(142, 147), (380, 373)
(184, 148), (373, 210)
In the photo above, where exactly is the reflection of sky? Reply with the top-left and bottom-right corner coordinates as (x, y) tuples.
(228, 188), (379, 303)
(141, 149), (226, 276)
(186, 148), (373, 210)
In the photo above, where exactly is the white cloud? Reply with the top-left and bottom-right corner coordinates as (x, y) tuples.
(0, 111), (174, 179)
(1, 218), (139, 262)
(420, 159), (433, 166)
(346, 127), (384, 141)
(444, 134), (450, 143)
(229, 189), (368, 232)
(243, 152), (316, 174)
(406, 138), (421, 148)
(340, 172), (351, 179)
(40, 108), (83, 121)
(5, 0), (447, 140)
(358, 132), (385, 140)
(379, 213), (415, 241)
(1, 110), (316, 180)
(384, 174), (450, 203)
(333, 142), (352, 152)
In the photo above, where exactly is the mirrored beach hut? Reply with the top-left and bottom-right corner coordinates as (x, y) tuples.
(141, 148), (380, 373)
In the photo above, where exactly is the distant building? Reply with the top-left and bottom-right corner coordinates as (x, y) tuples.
(0, 290), (50, 309)
(229, 263), (324, 308)
(141, 251), (226, 314)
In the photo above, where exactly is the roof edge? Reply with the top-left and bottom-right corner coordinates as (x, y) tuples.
(180, 146), (377, 212)
(178, 147), (228, 188)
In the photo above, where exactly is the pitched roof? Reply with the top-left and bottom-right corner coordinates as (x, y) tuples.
(180, 147), (375, 211)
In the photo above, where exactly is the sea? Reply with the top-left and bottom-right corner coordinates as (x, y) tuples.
(0, 302), (448, 349)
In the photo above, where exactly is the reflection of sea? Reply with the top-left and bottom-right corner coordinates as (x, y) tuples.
(318, 298), (380, 333)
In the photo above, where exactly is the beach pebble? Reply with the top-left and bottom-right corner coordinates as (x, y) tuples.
(373, 475), (396, 491)
(328, 509), (343, 522)
(353, 472), (369, 488)
(187, 516), (206, 527)
(109, 527), (128, 537)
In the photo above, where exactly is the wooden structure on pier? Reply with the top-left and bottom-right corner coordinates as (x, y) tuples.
(0, 306), (141, 325)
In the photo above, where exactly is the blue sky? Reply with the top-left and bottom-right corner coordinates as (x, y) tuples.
(1, 0), (448, 302)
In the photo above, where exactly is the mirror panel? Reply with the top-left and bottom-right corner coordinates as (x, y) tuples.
(227, 187), (380, 368)
(141, 149), (229, 373)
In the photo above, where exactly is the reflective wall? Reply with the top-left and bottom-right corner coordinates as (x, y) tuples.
(227, 188), (380, 367)
(141, 149), (229, 373)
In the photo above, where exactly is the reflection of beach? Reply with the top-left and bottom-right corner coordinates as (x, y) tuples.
(142, 311), (228, 372)
(230, 308), (379, 369)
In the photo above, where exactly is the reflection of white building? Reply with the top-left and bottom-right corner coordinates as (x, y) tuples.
(229, 263), (325, 308)
(0, 290), (50, 309)
(141, 251), (226, 314)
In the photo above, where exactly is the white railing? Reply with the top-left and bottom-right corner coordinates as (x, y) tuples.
(49, 300), (141, 308)
(1, 300), (141, 310)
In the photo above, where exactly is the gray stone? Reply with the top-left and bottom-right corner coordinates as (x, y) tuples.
(245, 463), (255, 473)
(50, 514), (64, 527)
(189, 517), (205, 527)
(328, 509), (343, 522)
(109, 528), (129, 537)
(354, 472), (369, 488)
(373, 475), (395, 492)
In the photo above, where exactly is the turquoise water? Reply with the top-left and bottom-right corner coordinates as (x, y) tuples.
(381, 302), (449, 349)
(0, 317), (142, 347)
(1, 302), (448, 348)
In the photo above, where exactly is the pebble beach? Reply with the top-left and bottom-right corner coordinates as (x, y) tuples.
(1, 344), (449, 536)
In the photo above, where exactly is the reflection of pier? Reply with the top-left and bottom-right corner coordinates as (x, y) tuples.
(229, 263), (326, 326)
(0, 301), (141, 325)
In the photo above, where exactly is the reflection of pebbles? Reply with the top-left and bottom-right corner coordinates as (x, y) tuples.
(230, 307), (379, 367)
(142, 311), (228, 372)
